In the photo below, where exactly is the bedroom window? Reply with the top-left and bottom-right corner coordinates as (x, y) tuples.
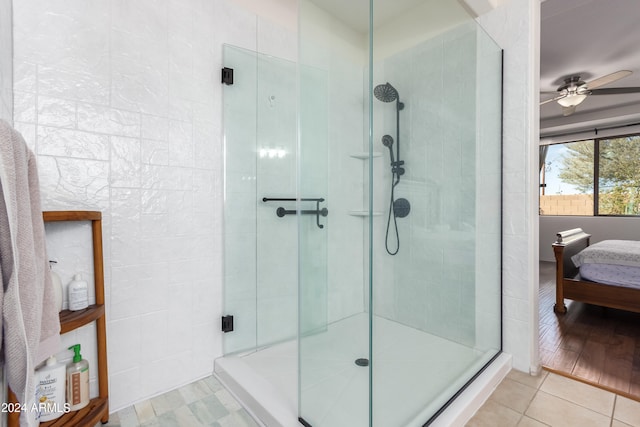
(540, 140), (594, 215)
(598, 135), (640, 215)
(540, 133), (640, 216)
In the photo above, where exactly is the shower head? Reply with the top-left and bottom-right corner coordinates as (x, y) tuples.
(382, 135), (395, 165)
(374, 83), (399, 103)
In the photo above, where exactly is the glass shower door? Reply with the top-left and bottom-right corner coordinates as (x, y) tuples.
(298, 0), (502, 425)
(223, 45), (258, 355)
(370, 19), (503, 426)
(297, 0), (371, 424)
(222, 45), (298, 355)
(297, 62), (347, 426)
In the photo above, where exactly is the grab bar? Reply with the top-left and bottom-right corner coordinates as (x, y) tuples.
(262, 197), (324, 202)
(263, 197), (328, 229)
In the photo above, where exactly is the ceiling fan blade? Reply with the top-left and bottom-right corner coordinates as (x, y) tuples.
(586, 70), (632, 89)
(540, 94), (565, 105)
(562, 105), (576, 116)
(589, 87), (640, 95)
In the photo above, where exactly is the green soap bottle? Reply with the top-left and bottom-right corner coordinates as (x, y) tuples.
(66, 344), (89, 411)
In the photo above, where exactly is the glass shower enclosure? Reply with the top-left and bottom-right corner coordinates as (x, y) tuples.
(219, 1), (502, 426)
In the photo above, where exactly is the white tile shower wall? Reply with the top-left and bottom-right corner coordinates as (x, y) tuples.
(326, 57), (367, 323)
(373, 25), (485, 345)
(474, 25), (503, 352)
(298, 64), (331, 334)
(477, 0), (540, 373)
(256, 54), (297, 347)
(0, 0), (12, 123)
(372, 0), (472, 62)
(13, 0), (296, 411)
(299, 0), (367, 325)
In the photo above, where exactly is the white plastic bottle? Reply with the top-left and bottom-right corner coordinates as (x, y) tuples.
(36, 355), (67, 421)
(49, 260), (63, 312)
(68, 273), (88, 311)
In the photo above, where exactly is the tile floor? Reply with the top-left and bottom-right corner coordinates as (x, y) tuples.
(468, 369), (640, 427)
(100, 368), (640, 426)
(97, 376), (258, 427)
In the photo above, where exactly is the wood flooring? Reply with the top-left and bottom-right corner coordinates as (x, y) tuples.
(539, 261), (640, 401)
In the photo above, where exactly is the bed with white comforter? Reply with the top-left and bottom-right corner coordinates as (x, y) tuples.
(571, 240), (640, 289)
(553, 230), (640, 314)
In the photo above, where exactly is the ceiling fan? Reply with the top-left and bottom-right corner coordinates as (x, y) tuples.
(540, 70), (640, 116)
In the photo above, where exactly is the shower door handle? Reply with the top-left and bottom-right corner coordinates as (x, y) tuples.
(274, 205), (328, 229)
(263, 197), (328, 229)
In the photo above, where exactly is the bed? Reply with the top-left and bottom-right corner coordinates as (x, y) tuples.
(552, 228), (640, 314)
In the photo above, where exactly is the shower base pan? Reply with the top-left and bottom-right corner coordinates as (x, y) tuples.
(214, 313), (510, 427)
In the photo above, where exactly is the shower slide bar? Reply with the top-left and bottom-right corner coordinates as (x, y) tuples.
(262, 197), (328, 229)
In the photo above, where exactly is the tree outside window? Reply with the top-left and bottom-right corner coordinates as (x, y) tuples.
(539, 134), (640, 216)
(598, 136), (640, 215)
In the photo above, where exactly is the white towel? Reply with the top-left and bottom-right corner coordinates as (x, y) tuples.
(0, 119), (61, 427)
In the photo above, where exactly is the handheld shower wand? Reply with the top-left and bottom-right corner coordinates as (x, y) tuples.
(382, 135), (404, 182)
(382, 134), (395, 164)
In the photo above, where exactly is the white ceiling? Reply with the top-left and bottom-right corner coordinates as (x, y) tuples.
(540, 0), (640, 132)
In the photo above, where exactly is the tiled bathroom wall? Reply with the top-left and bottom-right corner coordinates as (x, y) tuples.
(0, 0), (11, 122)
(477, 0), (540, 374)
(12, 0), (297, 412)
(298, 0), (367, 326)
(473, 25), (503, 352)
(371, 23), (502, 346)
(368, 0), (539, 374)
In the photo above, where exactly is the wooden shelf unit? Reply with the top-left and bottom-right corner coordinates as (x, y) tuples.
(58, 305), (106, 335)
(7, 210), (109, 426)
(40, 397), (108, 427)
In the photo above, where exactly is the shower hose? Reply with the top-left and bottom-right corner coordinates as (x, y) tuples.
(385, 174), (400, 255)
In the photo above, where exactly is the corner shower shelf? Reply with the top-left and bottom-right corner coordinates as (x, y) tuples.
(59, 304), (105, 334)
(7, 210), (109, 427)
(349, 151), (382, 159)
(348, 210), (383, 217)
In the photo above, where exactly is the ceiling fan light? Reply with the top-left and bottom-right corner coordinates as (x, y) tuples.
(557, 93), (587, 107)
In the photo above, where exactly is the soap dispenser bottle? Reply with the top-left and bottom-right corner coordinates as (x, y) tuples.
(36, 355), (67, 421)
(66, 344), (89, 411)
(68, 273), (88, 311)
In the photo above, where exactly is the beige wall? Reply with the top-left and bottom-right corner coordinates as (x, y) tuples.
(539, 194), (593, 216)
